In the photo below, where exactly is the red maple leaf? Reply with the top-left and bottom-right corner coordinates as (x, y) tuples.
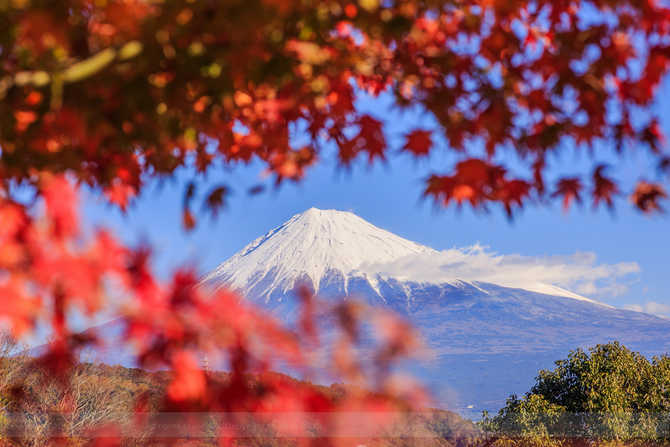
(105, 181), (137, 212)
(403, 130), (433, 157)
(631, 181), (667, 213)
(553, 178), (583, 211)
(592, 165), (619, 210)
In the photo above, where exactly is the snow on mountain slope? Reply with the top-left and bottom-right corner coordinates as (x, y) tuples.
(202, 207), (437, 299)
(202, 208), (600, 306)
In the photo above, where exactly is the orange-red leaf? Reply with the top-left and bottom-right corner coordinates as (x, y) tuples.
(42, 175), (78, 238)
(14, 110), (37, 132)
(105, 181), (137, 212)
(182, 209), (196, 230)
(204, 186), (229, 218)
(497, 179), (531, 217)
(631, 181), (667, 213)
(403, 130), (433, 157)
(167, 350), (206, 402)
(357, 115), (387, 163)
(552, 178), (583, 211)
(592, 165), (619, 210)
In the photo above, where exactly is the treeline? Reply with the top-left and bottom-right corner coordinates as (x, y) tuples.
(4, 341), (670, 446)
(0, 343), (478, 447)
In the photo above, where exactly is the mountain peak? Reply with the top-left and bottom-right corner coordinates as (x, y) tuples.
(294, 207), (358, 223)
(302, 206), (347, 215)
(202, 208), (434, 298)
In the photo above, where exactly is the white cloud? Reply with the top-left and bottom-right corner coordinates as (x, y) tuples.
(623, 301), (670, 317)
(359, 244), (640, 300)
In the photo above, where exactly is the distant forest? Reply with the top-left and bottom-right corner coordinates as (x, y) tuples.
(2, 341), (670, 447)
(0, 339), (476, 447)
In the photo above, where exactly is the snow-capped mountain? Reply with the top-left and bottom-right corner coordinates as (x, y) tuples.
(202, 207), (596, 310)
(202, 207), (435, 301)
(202, 208), (670, 416)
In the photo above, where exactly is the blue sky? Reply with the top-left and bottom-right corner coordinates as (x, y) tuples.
(83, 79), (670, 315)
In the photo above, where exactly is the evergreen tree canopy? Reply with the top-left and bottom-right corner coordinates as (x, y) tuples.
(483, 342), (670, 444)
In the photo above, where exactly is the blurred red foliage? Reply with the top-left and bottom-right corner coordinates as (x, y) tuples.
(0, 0), (669, 443)
(0, 177), (427, 445)
(0, 0), (667, 219)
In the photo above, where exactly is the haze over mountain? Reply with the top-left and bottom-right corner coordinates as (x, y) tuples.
(202, 208), (670, 415)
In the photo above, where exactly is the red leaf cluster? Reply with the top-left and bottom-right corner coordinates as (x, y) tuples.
(0, 177), (428, 444)
(0, 0), (665, 218)
(424, 159), (531, 217)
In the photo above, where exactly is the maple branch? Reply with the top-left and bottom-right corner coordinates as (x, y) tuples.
(3, 41), (143, 104)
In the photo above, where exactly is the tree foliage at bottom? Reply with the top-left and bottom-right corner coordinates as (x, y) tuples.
(482, 342), (670, 446)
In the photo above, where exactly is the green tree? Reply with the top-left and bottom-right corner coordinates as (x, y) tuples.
(481, 394), (567, 447)
(483, 342), (670, 445)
